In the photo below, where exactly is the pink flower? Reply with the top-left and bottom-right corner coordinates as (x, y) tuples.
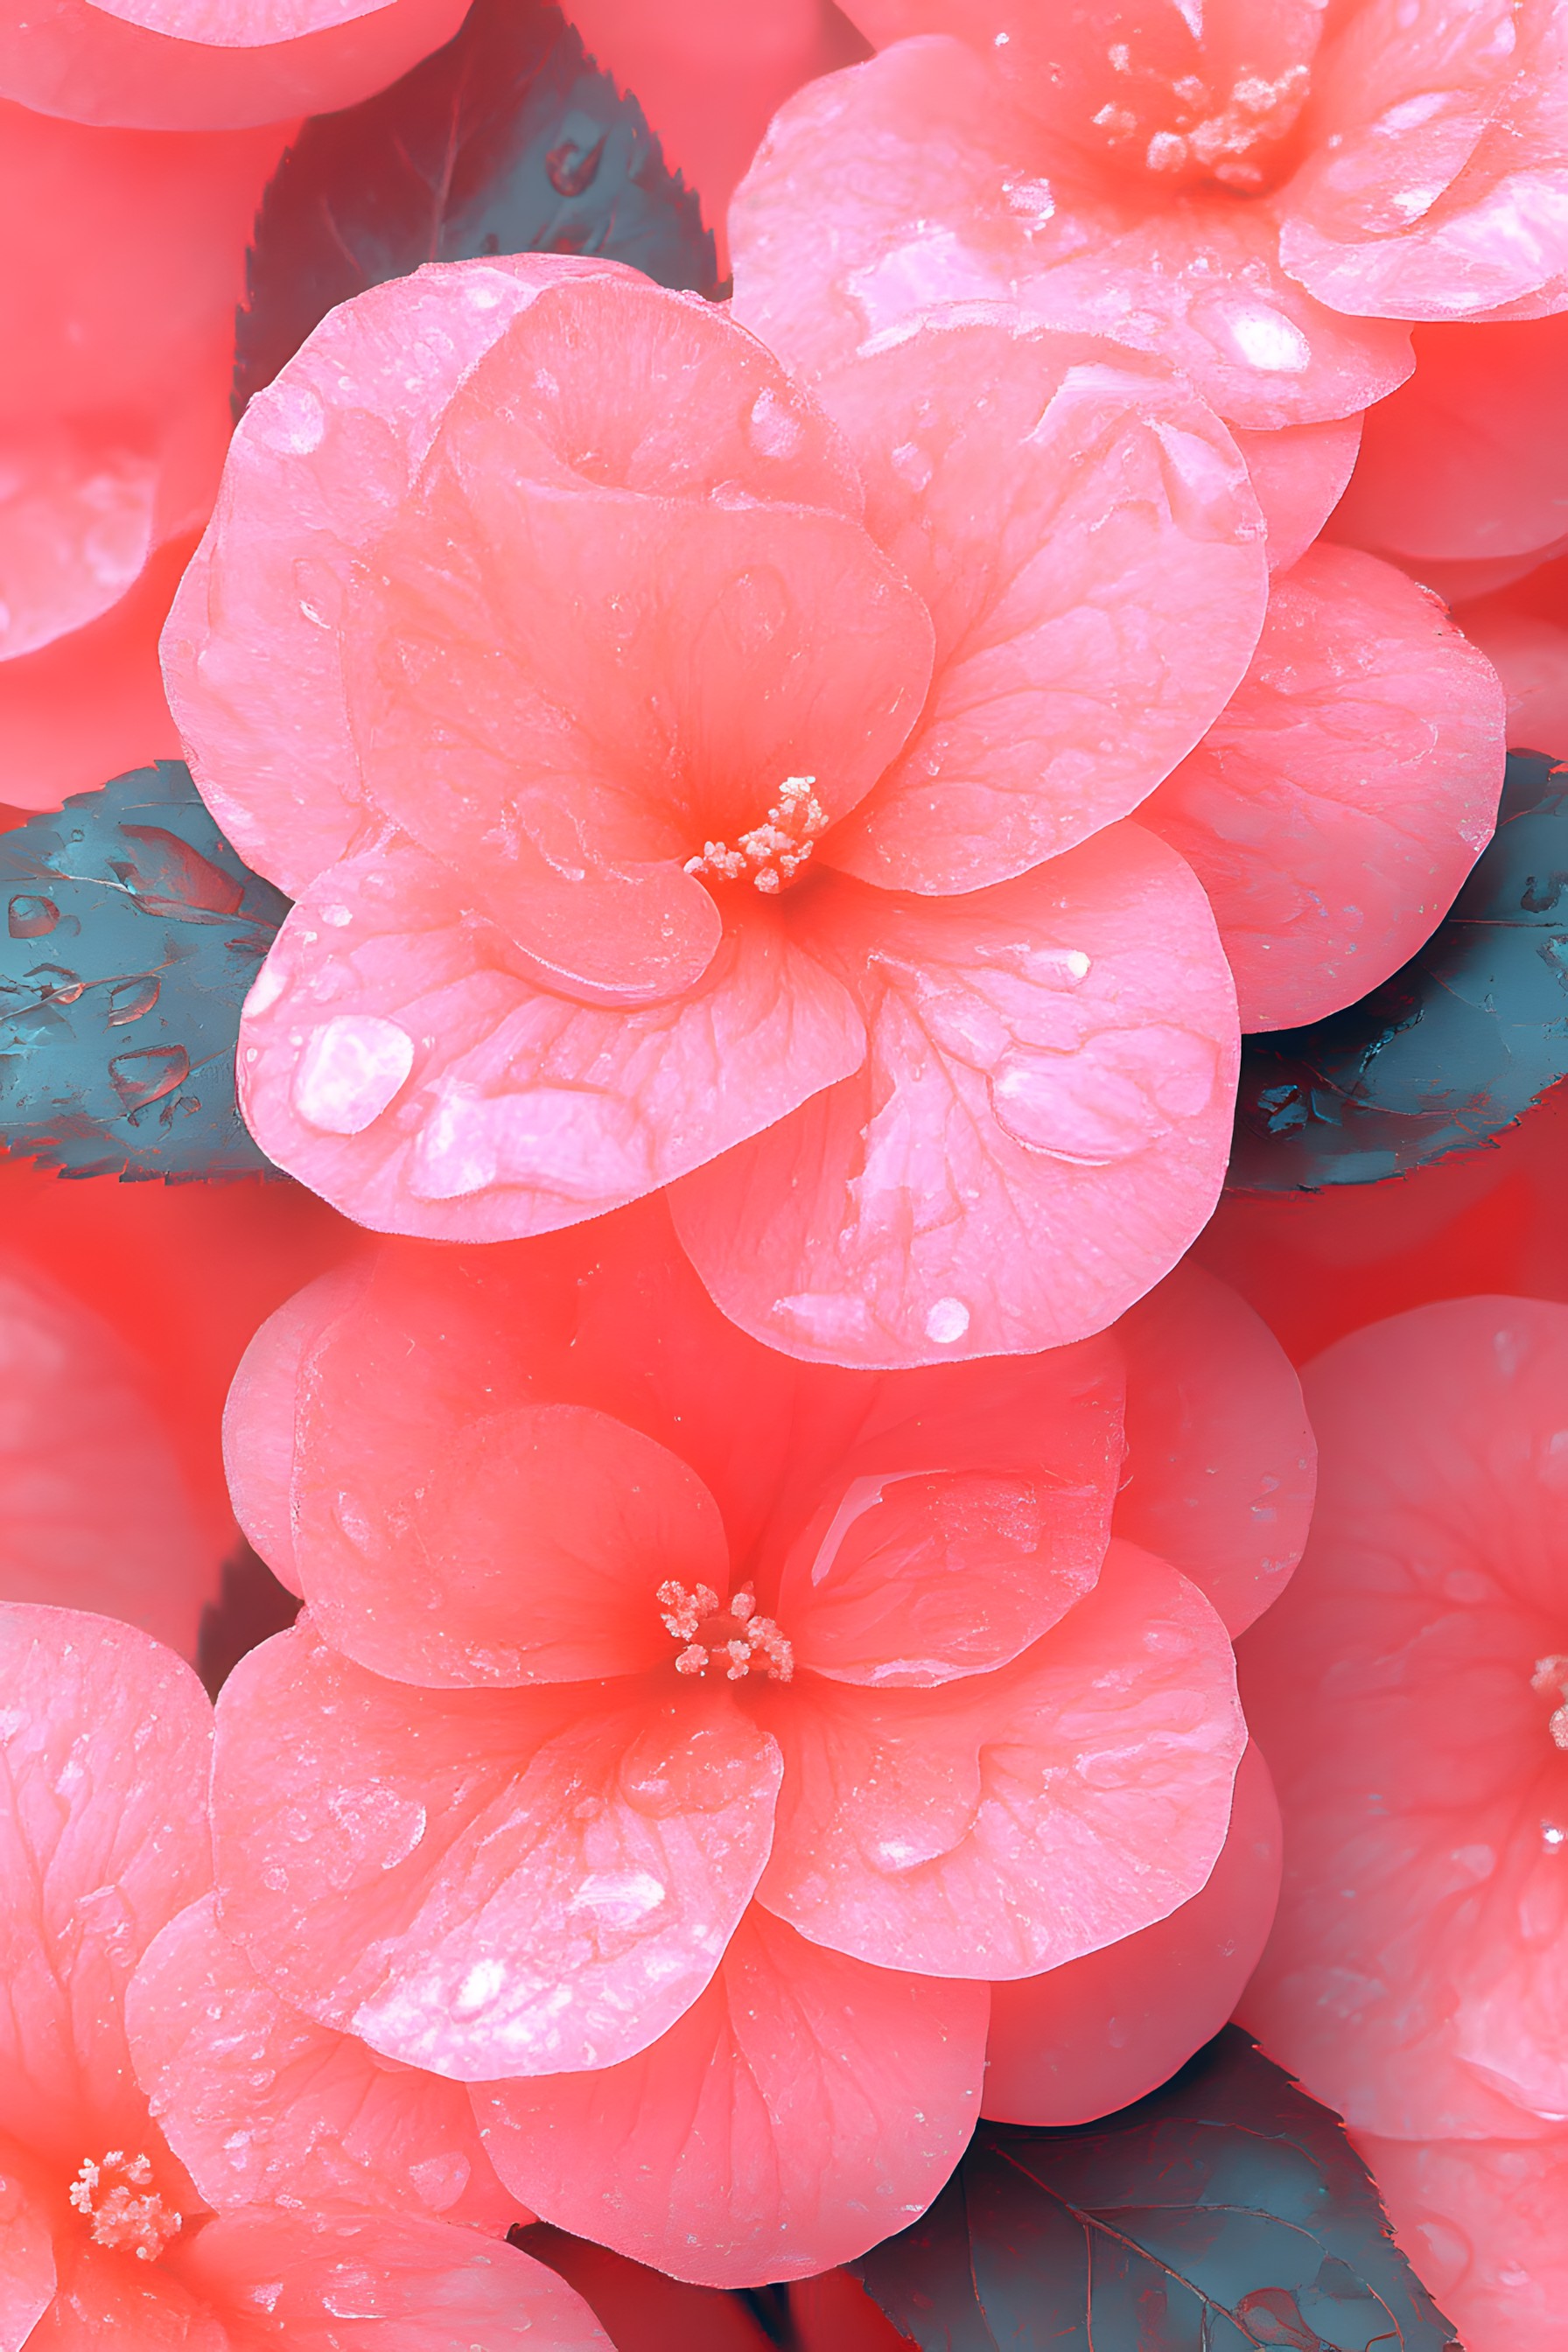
(166, 254), (1267, 1364)
(1238, 1296), (1568, 2352)
(0, 1601), (606, 2349)
(735, 0), (1568, 457)
(0, 1251), (208, 1657)
(207, 1202), (1312, 2282)
(0, 0), (467, 130)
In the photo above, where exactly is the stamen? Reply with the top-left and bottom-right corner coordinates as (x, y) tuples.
(69, 2151), (181, 2262)
(656, 1578), (794, 1684)
(1534, 1656), (1568, 1750)
(684, 776), (830, 895)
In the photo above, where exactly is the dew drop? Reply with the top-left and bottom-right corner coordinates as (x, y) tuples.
(8, 893), (58, 939)
(924, 1297), (970, 1346)
(107, 975), (161, 1027)
(291, 1015), (415, 1136)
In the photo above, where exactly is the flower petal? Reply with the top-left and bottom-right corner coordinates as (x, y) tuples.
(474, 1906), (988, 2287)
(810, 317), (1267, 892)
(163, 259), (581, 894)
(755, 1537), (1244, 1978)
(773, 1345), (1123, 1687)
(1331, 315), (1568, 565)
(0, 1256), (212, 1657)
(173, 2209), (609, 2352)
(1111, 1261), (1315, 1638)
(212, 1620), (781, 2079)
(0, 2146), (55, 2352)
(127, 1895), (520, 2231)
(1232, 416), (1363, 575)
(1354, 2132), (1568, 2352)
(237, 839), (866, 1242)
(222, 1264), (372, 1600)
(295, 1397), (731, 1690)
(1278, 0), (1568, 319)
(0, 1607), (213, 2168)
(671, 827), (1239, 1367)
(1239, 1298), (1568, 2139)
(0, 0), (470, 132)
(346, 478), (932, 995)
(1141, 542), (1506, 1029)
(983, 1743), (1282, 2124)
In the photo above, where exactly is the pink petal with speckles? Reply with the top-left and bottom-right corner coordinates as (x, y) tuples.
(236, 840), (865, 1242)
(212, 1619), (781, 2081)
(808, 315), (1268, 892)
(1278, 0), (1568, 318)
(474, 1906), (988, 2288)
(127, 1896), (521, 2232)
(670, 827), (1239, 1368)
(755, 1537), (1244, 1979)
(1142, 542), (1506, 1029)
(164, 262), (867, 897)
(295, 1400), (732, 1690)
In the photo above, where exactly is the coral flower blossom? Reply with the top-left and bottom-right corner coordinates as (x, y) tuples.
(0, 1602), (606, 2349)
(732, 0), (1568, 479)
(165, 252), (1269, 1365)
(1239, 1296), (1568, 2352)
(206, 1201), (1312, 2282)
(0, 0), (466, 130)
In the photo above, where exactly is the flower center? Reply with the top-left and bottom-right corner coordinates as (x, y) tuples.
(1093, 52), (1312, 193)
(69, 2152), (182, 2263)
(683, 776), (829, 897)
(1533, 1656), (1568, 1750)
(657, 1579), (794, 1683)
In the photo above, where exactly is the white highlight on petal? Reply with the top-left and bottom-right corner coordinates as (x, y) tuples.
(291, 1015), (414, 1135)
(1225, 310), (1312, 374)
(925, 1297), (971, 1346)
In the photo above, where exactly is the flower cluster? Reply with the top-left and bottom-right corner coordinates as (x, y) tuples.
(4, 0), (1568, 2336)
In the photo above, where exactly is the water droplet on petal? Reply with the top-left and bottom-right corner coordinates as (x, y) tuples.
(292, 1015), (415, 1135)
(924, 1296), (970, 1345)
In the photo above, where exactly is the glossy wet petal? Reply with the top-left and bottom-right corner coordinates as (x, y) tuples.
(671, 827), (1238, 1368)
(811, 316), (1267, 891)
(127, 1896), (519, 2231)
(173, 2208), (609, 2352)
(212, 1620), (781, 2080)
(474, 1907), (988, 2287)
(756, 1537), (1244, 1978)
(237, 840), (865, 1242)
